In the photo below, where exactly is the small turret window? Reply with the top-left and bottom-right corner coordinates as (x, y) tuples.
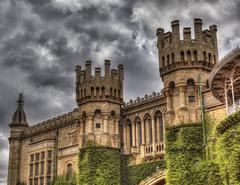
(101, 87), (105, 96)
(187, 50), (191, 61)
(171, 53), (174, 63)
(95, 109), (101, 115)
(203, 51), (207, 61)
(208, 53), (212, 63)
(181, 51), (185, 62)
(111, 110), (116, 117)
(187, 78), (195, 86)
(169, 81), (175, 89)
(162, 57), (165, 67)
(91, 87), (94, 96)
(194, 50), (198, 62)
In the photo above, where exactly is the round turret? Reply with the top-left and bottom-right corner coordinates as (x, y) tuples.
(157, 19), (219, 126)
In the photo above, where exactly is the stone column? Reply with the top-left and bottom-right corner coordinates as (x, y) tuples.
(132, 123), (136, 147)
(103, 115), (109, 133)
(151, 117), (156, 154)
(86, 115), (94, 133)
(141, 119), (145, 145)
(179, 86), (186, 108)
(114, 118), (120, 135)
(156, 116), (160, 143)
(123, 123), (127, 149)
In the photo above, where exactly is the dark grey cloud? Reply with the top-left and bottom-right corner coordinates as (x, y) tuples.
(0, 0), (240, 184)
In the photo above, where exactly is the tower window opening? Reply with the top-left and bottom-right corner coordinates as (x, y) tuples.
(91, 87), (94, 96)
(187, 78), (195, 86)
(110, 88), (113, 97)
(188, 96), (195, 102)
(171, 53), (174, 63)
(96, 123), (101, 128)
(187, 50), (191, 62)
(114, 89), (117, 98)
(213, 55), (216, 64)
(167, 55), (170, 65)
(181, 51), (185, 62)
(169, 81), (175, 89)
(208, 53), (212, 63)
(84, 89), (86, 97)
(162, 57), (165, 67)
(101, 87), (105, 97)
(96, 87), (100, 97)
(95, 109), (101, 115)
(203, 51), (207, 61)
(66, 163), (73, 180)
(194, 50), (198, 62)
(111, 110), (116, 117)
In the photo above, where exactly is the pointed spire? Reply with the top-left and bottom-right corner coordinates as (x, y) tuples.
(9, 93), (28, 127)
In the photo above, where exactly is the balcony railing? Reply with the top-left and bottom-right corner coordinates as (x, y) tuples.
(228, 99), (240, 115)
(145, 142), (165, 157)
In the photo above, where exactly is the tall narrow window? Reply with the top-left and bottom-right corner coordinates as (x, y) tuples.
(187, 50), (191, 61)
(66, 163), (73, 180)
(35, 163), (39, 176)
(194, 50), (197, 62)
(171, 53), (174, 63)
(203, 51), (207, 61)
(48, 151), (52, 159)
(30, 164), (33, 177)
(47, 161), (52, 175)
(91, 87), (94, 96)
(40, 162), (44, 175)
(41, 151), (45, 160)
(101, 87), (105, 97)
(167, 55), (170, 65)
(96, 87), (99, 97)
(162, 57), (165, 67)
(181, 51), (185, 62)
(208, 53), (212, 63)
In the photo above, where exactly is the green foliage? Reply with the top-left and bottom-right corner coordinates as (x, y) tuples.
(216, 119), (240, 185)
(122, 160), (166, 185)
(166, 123), (204, 185)
(216, 109), (240, 135)
(52, 174), (76, 185)
(78, 146), (121, 185)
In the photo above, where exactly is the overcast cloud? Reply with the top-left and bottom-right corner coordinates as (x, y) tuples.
(0, 0), (240, 184)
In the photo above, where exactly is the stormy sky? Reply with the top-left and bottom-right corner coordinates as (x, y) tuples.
(0, 0), (240, 184)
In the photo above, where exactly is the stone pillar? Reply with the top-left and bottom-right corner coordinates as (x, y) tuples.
(155, 116), (160, 143)
(103, 115), (109, 133)
(141, 119), (145, 145)
(86, 115), (94, 133)
(123, 123), (127, 149)
(114, 118), (120, 135)
(179, 86), (186, 108)
(132, 123), (136, 147)
(151, 117), (156, 154)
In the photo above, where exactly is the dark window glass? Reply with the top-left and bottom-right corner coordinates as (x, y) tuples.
(96, 123), (101, 128)
(47, 161), (52, 175)
(34, 178), (38, 185)
(47, 151), (52, 158)
(29, 179), (33, 185)
(40, 162), (44, 175)
(47, 177), (51, 185)
(30, 154), (34, 162)
(35, 163), (39, 176)
(40, 177), (44, 185)
(188, 96), (195, 102)
(30, 164), (33, 177)
(41, 152), (45, 160)
(35, 153), (40, 161)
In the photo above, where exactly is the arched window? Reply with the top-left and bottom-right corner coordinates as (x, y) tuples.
(114, 89), (117, 98)
(187, 50), (191, 61)
(96, 87), (100, 97)
(101, 87), (105, 97)
(171, 53), (174, 63)
(167, 55), (170, 65)
(203, 51), (207, 61)
(81, 89), (83, 98)
(162, 57), (165, 67)
(110, 88), (113, 97)
(118, 89), (121, 99)
(91, 87), (94, 96)
(213, 55), (216, 64)
(194, 50), (198, 62)
(66, 163), (73, 180)
(169, 81), (175, 89)
(208, 53), (212, 63)
(84, 89), (86, 97)
(111, 110), (116, 117)
(127, 120), (132, 147)
(181, 51), (185, 62)
(95, 109), (101, 115)
(187, 78), (195, 86)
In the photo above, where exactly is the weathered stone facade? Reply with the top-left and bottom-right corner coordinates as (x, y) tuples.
(7, 19), (227, 185)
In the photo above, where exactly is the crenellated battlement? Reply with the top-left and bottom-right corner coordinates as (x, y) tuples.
(76, 60), (124, 106)
(157, 18), (218, 78)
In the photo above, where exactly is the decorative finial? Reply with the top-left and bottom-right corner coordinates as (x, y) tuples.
(17, 92), (24, 106)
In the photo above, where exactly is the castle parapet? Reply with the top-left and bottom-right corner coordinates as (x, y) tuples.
(76, 60), (124, 106)
(157, 18), (218, 78)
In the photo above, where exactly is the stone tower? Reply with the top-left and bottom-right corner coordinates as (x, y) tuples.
(157, 18), (218, 126)
(75, 60), (124, 147)
(8, 93), (28, 185)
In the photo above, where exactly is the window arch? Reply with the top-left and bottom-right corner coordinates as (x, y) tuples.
(162, 56), (165, 67)
(203, 51), (207, 61)
(66, 163), (73, 180)
(194, 50), (198, 62)
(171, 53), (174, 63)
(96, 87), (100, 97)
(181, 51), (185, 62)
(169, 81), (175, 89)
(187, 78), (195, 86)
(101, 87), (105, 97)
(208, 53), (212, 63)
(91, 87), (94, 96)
(187, 50), (191, 61)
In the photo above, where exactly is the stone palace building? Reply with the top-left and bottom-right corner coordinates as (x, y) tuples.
(8, 18), (237, 185)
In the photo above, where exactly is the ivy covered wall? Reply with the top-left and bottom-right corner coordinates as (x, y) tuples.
(165, 123), (204, 185)
(78, 146), (121, 185)
(216, 110), (240, 185)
